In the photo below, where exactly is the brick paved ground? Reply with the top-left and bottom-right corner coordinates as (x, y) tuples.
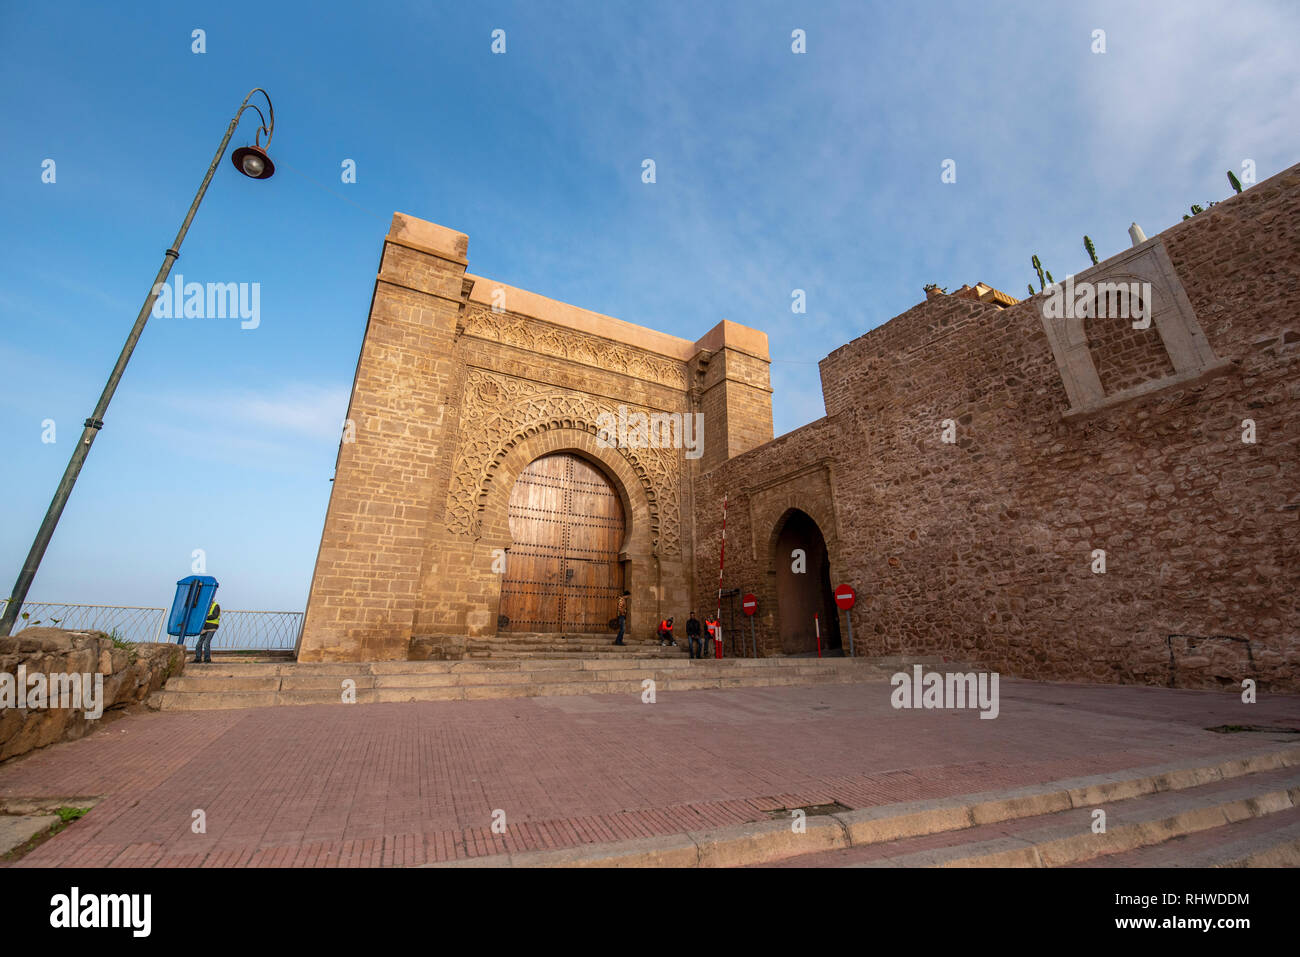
(1, 679), (1296, 867)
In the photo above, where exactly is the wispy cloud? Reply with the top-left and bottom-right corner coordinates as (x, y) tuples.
(149, 383), (352, 442)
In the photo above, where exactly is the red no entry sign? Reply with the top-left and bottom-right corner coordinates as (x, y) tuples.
(741, 593), (758, 616)
(833, 584), (856, 610)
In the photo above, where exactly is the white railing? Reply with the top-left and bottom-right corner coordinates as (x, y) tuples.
(206, 610), (303, 651)
(1, 601), (302, 651)
(2, 601), (166, 644)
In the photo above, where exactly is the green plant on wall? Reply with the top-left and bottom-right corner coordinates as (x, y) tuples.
(1032, 254), (1045, 291)
(1084, 235), (1098, 265)
(1227, 170), (1243, 194)
(1183, 200), (1220, 221)
(1027, 283), (1035, 298)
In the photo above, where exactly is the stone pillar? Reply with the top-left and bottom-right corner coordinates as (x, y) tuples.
(692, 320), (774, 473)
(297, 215), (470, 662)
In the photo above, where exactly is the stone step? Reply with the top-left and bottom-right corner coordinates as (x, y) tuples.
(827, 765), (1300, 868)
(181, 656), (887, 678)
(166, 665), (883, 695)
(153, 657), (894, 710)
(464, 651), (685, 660)
(1066, 803), (1300, 867)
(429, 747), (1300, 869)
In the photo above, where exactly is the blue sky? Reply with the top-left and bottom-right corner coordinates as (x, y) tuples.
(1, 0), (1296, 613)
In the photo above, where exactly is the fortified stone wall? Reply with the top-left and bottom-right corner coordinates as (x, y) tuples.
(298, 215), (773, 661)
(695, 162), (1299, 692)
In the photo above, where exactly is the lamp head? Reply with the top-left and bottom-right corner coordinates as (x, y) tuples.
(232, 144), (274, 180)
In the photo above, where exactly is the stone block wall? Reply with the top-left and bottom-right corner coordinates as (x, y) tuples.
(694, 162), (1300, 692)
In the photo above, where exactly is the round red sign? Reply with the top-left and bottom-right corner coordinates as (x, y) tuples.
(741, 593), (758, 616)
(833, 584), (856, 610)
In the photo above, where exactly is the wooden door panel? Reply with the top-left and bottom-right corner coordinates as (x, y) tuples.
(498, 452), (624, 633)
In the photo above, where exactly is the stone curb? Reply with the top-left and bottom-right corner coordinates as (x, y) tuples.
(425, 745), (1300, 868)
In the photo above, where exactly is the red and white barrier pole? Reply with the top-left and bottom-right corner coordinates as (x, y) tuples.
(715, 495), (727, 659)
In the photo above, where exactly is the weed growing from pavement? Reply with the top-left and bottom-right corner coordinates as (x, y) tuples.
(1, 806), (92, 863)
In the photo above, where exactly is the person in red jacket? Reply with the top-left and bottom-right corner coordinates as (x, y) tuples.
(657, 616), (676, 647)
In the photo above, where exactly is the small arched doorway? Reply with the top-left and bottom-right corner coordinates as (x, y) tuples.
(498, 451), (625, 633)
(773, 509), (842, 655)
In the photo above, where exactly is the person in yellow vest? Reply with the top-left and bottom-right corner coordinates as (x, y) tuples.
(195, 600), (220, 664)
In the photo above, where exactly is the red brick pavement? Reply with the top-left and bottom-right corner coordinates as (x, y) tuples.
(1, 679), (1296, 867)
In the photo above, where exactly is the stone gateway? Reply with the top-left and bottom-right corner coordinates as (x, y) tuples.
(299, 164), (1300, 693)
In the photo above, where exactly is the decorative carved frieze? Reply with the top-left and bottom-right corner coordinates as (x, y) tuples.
(459, 305), (688, 391)
(445, 368), (683, 557)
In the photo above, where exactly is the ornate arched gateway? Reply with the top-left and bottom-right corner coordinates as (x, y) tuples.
(498, 452), (625, 632)
(297, 212), (773, 662)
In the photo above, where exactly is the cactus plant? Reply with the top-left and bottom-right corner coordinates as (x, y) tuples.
(1084, 235), (1098, 265)
(1032, 254), (1045, 291)
(1227, 170), (1243, 194)
(1027, 283), (1035, 298)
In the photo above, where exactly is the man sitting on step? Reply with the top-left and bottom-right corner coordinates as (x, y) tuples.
(657, 617), (676, 647)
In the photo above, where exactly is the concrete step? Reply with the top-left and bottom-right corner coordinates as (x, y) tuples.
(430, 746), (1300, 869)
(179, 656), (887, 678)
(1066, 803), (1300, 867)
(821, 765), (1300, 868)
(153, 656), (895, 710)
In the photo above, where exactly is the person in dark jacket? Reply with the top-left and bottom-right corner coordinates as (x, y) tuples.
(686, 612), (703, 659)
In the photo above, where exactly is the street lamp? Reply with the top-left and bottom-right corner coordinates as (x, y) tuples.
(0, 88), (277, 637)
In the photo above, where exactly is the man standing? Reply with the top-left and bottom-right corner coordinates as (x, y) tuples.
(686, 612), (703, 659)
(195, 599), (219, 664)
(613, 590), (629, 646)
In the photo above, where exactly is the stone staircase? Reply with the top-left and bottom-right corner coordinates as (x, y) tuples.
(149, 654), (940, 711)
(433, 746), (1300, 868)
(449, 633), (686, 659)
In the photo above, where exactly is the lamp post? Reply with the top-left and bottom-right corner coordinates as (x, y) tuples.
(0, 88), (277, 637)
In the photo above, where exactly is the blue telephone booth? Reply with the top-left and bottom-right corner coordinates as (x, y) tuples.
(168, 576), (219, 645)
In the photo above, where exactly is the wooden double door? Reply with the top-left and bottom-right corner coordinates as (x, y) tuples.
(498, 452), (625, 633)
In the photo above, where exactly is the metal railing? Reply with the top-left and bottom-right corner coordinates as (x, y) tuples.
(0, 601), (303, 652)
(1, 601), (166, 644)
(204, 610), (303, 651)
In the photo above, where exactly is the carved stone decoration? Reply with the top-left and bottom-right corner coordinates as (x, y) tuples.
(460, 305), (688, 390)
(446, 368), (683, 556)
